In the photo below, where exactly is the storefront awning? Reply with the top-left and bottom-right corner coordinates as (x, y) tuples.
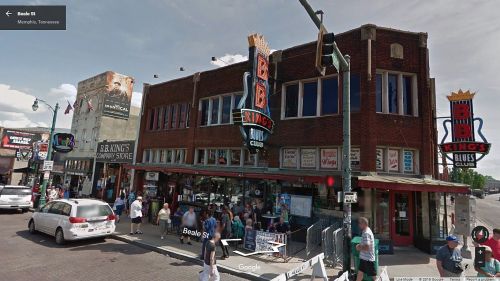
(358, 175), (469, 193)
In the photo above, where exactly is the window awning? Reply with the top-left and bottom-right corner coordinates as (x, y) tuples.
(357, 175), (469, 194)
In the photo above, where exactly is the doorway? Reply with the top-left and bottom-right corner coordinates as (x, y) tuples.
(390, 191), (414, 246)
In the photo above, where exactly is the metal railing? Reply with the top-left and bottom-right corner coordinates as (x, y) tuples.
(306, 218), (328, 257)
(322, 226), (344, 268)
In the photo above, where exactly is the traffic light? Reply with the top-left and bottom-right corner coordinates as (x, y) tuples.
(321, 32), (335, 67)
(326, 176), (335, 188)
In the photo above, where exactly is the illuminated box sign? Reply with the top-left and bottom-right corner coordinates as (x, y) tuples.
(439, 90), (490, 168)
(233, 34), (275, 153)
(52, 133), (75, 153)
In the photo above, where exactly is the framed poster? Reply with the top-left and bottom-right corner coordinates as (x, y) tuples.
(388, 149), (399, 171)
(403, 150), (414, 172)
(376, 148), (384, 170)
(300, 148), (317, 168)
(320, 148), (338, 169)
(282, 148), (298, 168)
(350, 148), (360, 170)
(290, 195), (312, 218)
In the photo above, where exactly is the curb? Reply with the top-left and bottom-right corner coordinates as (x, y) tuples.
(111, 234), (266, 281)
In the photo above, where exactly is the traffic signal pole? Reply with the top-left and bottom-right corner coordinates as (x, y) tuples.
(298, 0), (352, 275)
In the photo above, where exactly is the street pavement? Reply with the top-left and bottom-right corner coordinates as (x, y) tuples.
(475, 194), (500, 229)
(0, 210), (246, 281)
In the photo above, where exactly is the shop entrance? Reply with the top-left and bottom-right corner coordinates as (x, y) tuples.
(390, 191), (414, 246)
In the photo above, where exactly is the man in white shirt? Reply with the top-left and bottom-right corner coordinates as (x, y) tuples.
(181, 206), (197, 245)
(130, 196), (143, 235)
(356, 217), (376, 281)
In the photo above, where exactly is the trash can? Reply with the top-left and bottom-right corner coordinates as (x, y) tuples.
(351, 236), (379, 281)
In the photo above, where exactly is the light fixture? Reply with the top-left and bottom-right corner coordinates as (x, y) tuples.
(211, 56), (217, 61)
(32, 99), (39, 112)
(179, 67), (185, 71)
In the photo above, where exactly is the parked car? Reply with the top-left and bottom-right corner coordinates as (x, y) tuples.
(472, 189), (485, 199)
(0, 185), (33, 212)
(28, 199), (116, 245)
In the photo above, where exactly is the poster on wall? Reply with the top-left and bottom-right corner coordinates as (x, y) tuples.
(388, 149), (399, 171)
(350, 148), (360, 169)
(300, 149), (316, 168)
(403, 150), (414, 172)
(282, 149), (298, 168)
(290, 195), (312, 218)
(102, 72), (134, 119)
(376, 149), (384, 170)
(320, 148), (338, 169)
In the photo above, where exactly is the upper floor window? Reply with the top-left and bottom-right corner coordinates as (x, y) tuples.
(199, 93), (242, 126)
(163, 105), (170, 129)
(284, 84), (299, 118)
(170, 104), (177, 129)
(210, 98), (219, 125)
(376, 71), (418, 116)
(221, 95), (232, 124)
(302, 81), (318, 117)
(179, 104), (187, 129)
(200, 100), (209, 126)
(321, 77), (339, 115)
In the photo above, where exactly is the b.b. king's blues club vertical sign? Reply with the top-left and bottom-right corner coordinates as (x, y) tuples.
(233, 34), (275, 153)
(439, 90), (491, 168)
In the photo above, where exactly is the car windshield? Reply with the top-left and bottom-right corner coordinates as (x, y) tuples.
(0, 188), (31, 196)
(76, 205), (112, 218)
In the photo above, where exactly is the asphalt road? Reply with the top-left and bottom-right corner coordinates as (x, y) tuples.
(475, 193), (500, 229)
(0, 211), (246, 281)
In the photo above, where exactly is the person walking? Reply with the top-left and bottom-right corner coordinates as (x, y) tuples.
(157, 203), (171, 239)
(180, 206), (197, 245)
(130, 196), (143, 235)
(231, 216), (244, 240)
(436, 235), (464, 277)
(475, 246), (500, 277)
(199, 232), (221, 281)
(113, 194), (126, 223)
(201, 210), (217, 260)
(355, 217), (377, 281)
(220, 207), (232, 259)
(478, 228), (500, 260)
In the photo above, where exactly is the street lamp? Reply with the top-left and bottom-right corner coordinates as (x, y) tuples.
(32, 98), (60, 207)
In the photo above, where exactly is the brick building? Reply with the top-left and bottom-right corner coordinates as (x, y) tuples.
(129, 24), (467, 253)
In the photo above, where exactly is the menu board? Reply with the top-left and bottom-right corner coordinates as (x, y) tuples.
(388, 149), (399, 171)
(350, 148), (360, 169)
(376, 149), (384, 170)
(320, 148), (338, 169)
(403, 150), (414, 172)
(282, 148), (298, 168)
(290, 195), (312, 218)
(300, 149), (316, 168)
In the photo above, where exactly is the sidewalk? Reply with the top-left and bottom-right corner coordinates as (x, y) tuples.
(111, 217), (340, 280)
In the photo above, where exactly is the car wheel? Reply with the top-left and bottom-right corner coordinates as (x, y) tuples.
(28, 220), (36, 234)
(55, 228), (65, 245)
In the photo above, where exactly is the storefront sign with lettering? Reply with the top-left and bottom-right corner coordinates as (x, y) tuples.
(376, 148), (384, 170)
(403, 150), (414, 172)
(388, 149), (399, 171)
(282, 148), (298, 168)
(350, 148), (360, 169)
(320, 148), (338, 169)
(301, 149), (316, 168)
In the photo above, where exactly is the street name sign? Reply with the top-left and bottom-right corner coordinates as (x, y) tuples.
(42, 160), (54, 171)
(343, 192), (357, 204)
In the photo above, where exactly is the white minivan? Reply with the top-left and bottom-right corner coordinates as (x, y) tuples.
(28, 199), (116, 245)
(0, 185), (33, 211)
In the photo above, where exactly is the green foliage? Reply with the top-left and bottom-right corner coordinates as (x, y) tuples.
(449, 167), (487, 189)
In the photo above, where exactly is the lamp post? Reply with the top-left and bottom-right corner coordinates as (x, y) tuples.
(32, 98), (59, 207)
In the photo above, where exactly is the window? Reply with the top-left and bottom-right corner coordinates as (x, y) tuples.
(211, 98), (219, 125)
(163, 105), (170, 129)
(159, 150), (166, 163)
(302, 81), (318, 116)
(207, 149), (216, 165)
(244, 150), (256, 166)
(143, 149), (151, 163)
(234, 94), (242, 109)
(388, 74), (399, 114)
(285, 84), (299, 118)
(321, 77), (338, 115)
(156, 107), (163, 129)
(179, 104), (187, 128)
(175, 149), (183, 163)
(403, 76), (413, 116)
(375, 74), (383, 113)
(350, 74), (361, 112)
(186, 104), (191, 128)
(148, 109), (154, 130)
(230, 149), (241, 166)
(170, 104), (177, 129)
(221, 96), (232, 124)
(217, 149), (227, 165)
(196, 149), (205, 164)
(200, 100), (209, 126)
(166, 150), (173, 164)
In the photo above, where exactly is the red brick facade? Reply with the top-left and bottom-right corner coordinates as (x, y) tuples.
(136, 24), (438, 179)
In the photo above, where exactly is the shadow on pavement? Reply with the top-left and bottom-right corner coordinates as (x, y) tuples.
(0, 209), (26, 215)
(379, 246), (431, 266)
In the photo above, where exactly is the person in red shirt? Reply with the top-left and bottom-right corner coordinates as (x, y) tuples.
(481, 228), (500, 260)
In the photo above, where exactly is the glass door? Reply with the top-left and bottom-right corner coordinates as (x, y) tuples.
(390, 191), (414, 246)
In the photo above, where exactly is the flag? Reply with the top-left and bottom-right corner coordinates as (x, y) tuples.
(87, 99), (94, 112)
(64, 100), (73, 114)
(73, 99), (78, 109)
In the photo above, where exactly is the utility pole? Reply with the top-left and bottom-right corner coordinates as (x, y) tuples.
(298, 0), (352, 275)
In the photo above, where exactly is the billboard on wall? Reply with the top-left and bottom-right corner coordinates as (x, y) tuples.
(1, 129), (47, 149)
(102, 72), (134, 119)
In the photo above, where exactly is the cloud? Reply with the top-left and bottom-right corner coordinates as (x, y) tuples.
(49, 84), (77, 101)
(210, 53), (248, 67)
(0, 84), (44, 114)
(0, 111), (48, 128)
(131, 91), (143, 107)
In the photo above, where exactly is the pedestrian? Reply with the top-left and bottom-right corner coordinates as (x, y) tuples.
(479, 228), (500, 260)
(127, 190), (136, 214)
(173, 207), (184, 234)
(199, 232), (221, 281)
(231, 216), (244, 240)
(436, 235), (465, 277)
(220, 206), (232, 259)
(201, 210), (217, 260)
(157, 203), (171, 239)
(180, 206), (197, 245)
(113, 194), (126, 223)
(245, 218), (253, 231)
(273, 217), (290, 234)
(355, 217), (377, 281)
(130, 196), (143, 235)
(475, 245), (500, 277)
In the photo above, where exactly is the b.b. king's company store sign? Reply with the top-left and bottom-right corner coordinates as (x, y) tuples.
(96, 141), (135, 163)
(439, 90), (490, 168)
(233, 34), (275, 154)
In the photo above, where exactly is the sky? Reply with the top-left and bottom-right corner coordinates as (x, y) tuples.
(1, 0), (499, 178)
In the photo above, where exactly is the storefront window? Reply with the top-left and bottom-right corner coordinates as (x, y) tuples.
(230, 149), (241, 166)
(373, 190), (390, 239)
(196, 149), (205, 164)
(217, 149), (227, 165)
(207, 149), (216, 165)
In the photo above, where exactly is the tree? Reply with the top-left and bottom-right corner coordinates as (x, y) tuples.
(449, 167), (487, 190)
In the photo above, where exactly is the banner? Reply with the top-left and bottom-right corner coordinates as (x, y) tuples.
(102, 72), (134, 119)
(1, 129), (46, 149)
